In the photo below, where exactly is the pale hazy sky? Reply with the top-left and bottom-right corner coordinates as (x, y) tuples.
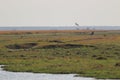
(0, 0), (120, 26)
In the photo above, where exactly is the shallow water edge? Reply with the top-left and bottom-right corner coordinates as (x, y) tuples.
(0, 65), (117, 80)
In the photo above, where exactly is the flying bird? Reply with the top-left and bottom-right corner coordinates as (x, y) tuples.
(75, 23), (79, 26)
(75, 23), (80, 30)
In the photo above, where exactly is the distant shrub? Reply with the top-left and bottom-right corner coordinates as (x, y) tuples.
(92, 55), (97, 57)
(96, 57), (107, 60)
(115, 62), (120, 67)
(49, 40), (63, 43)
(25, 32), (32, 34)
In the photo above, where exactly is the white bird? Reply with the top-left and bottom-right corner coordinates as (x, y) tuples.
(75, 23), (80, 30)
(75, 23), (79, 26)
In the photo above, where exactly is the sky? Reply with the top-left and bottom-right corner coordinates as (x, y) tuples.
(0, 0), (120, 26)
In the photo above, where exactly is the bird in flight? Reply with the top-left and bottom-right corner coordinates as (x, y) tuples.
(75, 23), (79, 26)
(75, 23), (80, 30)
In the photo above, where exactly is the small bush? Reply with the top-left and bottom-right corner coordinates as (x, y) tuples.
(49, 40), (63, 43)
(96, 57), (107, 60)
(115, 62), (120, 67)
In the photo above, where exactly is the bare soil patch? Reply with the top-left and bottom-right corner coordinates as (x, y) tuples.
(6, 43), (37, 49)
(38, 44), (95, 49)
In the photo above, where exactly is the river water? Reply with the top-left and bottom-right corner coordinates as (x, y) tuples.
(0, 65), (116, 80)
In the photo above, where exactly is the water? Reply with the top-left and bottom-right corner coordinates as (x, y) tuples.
(0, 26), (120, 31)
(0, 65), (117, 80)
(0, 65), (95, 80)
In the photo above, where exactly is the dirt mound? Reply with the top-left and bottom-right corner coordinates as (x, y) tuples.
(6, 43), (37, 49)
(39, 44), (95, 49)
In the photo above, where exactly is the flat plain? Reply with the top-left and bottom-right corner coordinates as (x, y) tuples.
(0, 30), (120, 79)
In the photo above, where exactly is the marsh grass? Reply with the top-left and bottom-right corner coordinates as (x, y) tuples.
(0, 30), (120, 79)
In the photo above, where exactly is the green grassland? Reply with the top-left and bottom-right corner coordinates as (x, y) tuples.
(0, 30), (120, 79)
